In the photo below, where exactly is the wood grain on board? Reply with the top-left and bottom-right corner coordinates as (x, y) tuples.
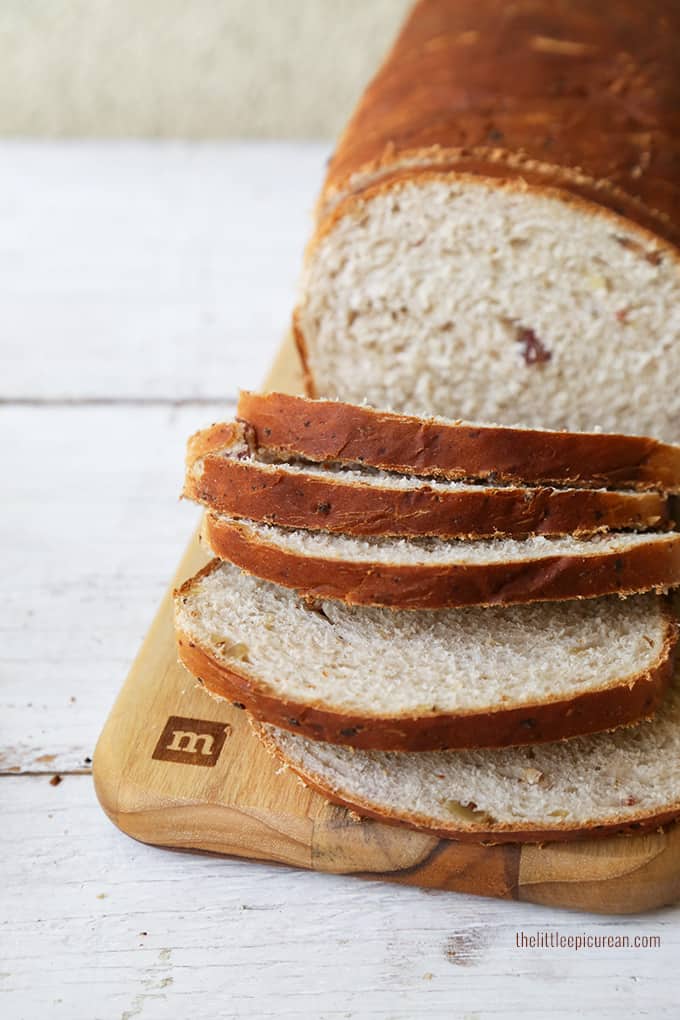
(93, 336), (680, 916)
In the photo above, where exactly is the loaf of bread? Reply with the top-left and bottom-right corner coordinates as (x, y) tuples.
(292, 0), (680, 439)
(202, 514), (680, 610)
(173, 0), (680, 848)
(174, 560), (677, 751)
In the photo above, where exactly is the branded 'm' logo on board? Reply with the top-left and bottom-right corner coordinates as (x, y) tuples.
(152, 715), (231, 767)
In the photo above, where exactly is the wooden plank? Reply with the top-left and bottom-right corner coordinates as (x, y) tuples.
(3, 775), (679, 1020)
(1, 141), (327, 400)
(0, 401), (230, 773)
(92, 336), (680, 915)
(0, 336), (300, 773)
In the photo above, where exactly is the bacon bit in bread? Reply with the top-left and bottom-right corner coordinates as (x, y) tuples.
(516, 327), (552, 365)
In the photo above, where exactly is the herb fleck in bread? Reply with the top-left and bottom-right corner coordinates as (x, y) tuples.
(174, 560), (677, 751)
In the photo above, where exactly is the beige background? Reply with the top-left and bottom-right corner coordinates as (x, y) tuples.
(0, 0), (411, 138)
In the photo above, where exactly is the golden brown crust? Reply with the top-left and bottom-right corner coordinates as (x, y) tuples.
(175, 593), (677, 751)
(203, 514), (680, 610)
(321, 0), (680, 246)
(257, 722), (680, 844)
(185, 425), (669, 539)
(291, 307), (315, 398)
(186, 420), (241, 465)
(311, 165), (680, 274)
(321, 155), (680, 249)
(237, 391), (680, 492)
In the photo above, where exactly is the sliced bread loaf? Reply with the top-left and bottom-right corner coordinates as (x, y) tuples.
(292, 0), (680, 439)
(202, 514), (680, 610)
(174, 560), (677, 751)
(185, 421), (669, 539)
(256, 663), (680, 843)
(237, 392), (680, 492)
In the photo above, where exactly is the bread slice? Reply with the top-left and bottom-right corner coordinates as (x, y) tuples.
(292, 0), (680, 440)
(237, 392), (680, 493)
(202, 513), (680, 610)
(256, 662), (680, 843)
(174, 560), (677, 752)
(185, 421), (669, 540)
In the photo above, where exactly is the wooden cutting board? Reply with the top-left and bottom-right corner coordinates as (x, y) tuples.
(93, 337), (680, 916)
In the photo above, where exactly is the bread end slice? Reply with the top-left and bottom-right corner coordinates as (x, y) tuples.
(254, 679), (680, 844)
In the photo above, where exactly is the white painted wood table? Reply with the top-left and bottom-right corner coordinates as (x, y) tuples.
(2, 142), (679, 1020)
